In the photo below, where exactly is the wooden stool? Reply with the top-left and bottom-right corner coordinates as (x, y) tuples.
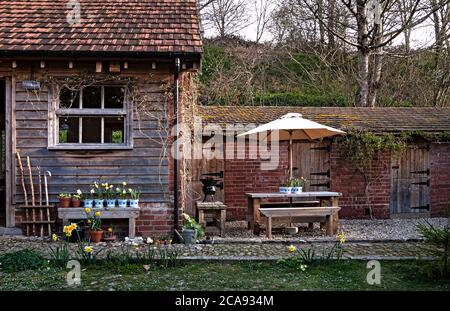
(196, 201), (226, 237)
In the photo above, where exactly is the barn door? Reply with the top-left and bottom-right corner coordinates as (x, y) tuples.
(293, 141), (331, 191)
(391, 144), (430, 215)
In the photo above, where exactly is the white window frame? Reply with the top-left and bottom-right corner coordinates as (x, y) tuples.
(48, 84), (133, 150)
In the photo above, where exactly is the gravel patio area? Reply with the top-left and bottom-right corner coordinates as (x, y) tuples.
(219, 217), (449, 242)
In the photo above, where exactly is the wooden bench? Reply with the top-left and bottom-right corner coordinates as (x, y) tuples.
(58, 207), (140, 238)
(259, 207), (341, 239)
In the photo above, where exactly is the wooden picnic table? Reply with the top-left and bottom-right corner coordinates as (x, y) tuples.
(246, 192), (342, 235)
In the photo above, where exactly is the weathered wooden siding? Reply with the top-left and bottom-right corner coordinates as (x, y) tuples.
(11, 60), (172, 205)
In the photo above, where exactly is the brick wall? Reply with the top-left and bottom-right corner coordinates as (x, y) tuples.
(430, 143), (450, 216)
(330, 142), (391, 219)
(222, 140), (392, 220)
(224, 141), (288, 220)
(135, 203), (174, 238)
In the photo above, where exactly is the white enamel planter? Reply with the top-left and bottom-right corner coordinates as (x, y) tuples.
(279, 187), (292, 194)
(118, 199), (128, 208)
(106, 199), (116, 208)
(291, 187), (303, 194)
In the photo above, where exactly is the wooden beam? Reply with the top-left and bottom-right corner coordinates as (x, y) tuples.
(96, 61), (102, 73)
(5, 77), (15, 227)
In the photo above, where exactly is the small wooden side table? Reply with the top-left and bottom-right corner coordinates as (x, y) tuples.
(196, 201), (227, 237)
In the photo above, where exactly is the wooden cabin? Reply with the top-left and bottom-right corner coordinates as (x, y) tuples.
(0, 0), (202, 237)
(193, 106), (450, 221)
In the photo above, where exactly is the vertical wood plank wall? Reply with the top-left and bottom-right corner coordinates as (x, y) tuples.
(10, 60), (171, 206)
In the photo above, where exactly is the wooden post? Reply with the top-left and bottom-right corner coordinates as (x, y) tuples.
(220, 209), (226, 237)
(247, 197), (253, 230)
(325, 215), (333, 236)
(266, 216), (272, 239)
(253, 198), (261, 235)
(16, 152), (29, 235)
(331, 197), (339, 234)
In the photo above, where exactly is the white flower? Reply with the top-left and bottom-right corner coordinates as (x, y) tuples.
(122, 182), (127, 186)
(77, 189), (82, 195)
(90, 189), (95, 194)
(146, 237), (153, 244)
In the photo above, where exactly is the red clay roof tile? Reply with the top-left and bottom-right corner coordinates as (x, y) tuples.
(0, 0), (202, 54)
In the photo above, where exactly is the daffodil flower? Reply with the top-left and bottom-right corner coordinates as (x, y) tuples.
(52, 233), (58, 241)
(85, 207), (91, 213)
(288, 244), (296, 253)
(95, 211), (101, 217)
(122, 182), (127, 186)
(84, 246), (93, 253)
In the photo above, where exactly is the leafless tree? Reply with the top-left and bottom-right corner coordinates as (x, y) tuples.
(254, 0), (272, 43)
(202, 0), (251, 38)
(300, 0), (450, 107)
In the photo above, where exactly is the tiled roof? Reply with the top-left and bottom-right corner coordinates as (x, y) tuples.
(197, 106), (450, 133)
(0, 0), (202, 55)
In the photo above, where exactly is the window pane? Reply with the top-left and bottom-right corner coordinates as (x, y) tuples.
(59, 117), (79, 143)
(104, 87), (125, 109)
(82, 86), (101, 109)
(82, 117), (101, 143)
(104, 117), (125, 144)
(59, 88), (79, 108)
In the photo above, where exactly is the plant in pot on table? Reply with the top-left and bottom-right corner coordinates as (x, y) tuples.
(182, 213), (205, 244)
(129, 188), (140, 208)
(84, 188), (95, 208)
(93, 182), (104, 208)
(84, 207), (103, 243)
(71, 189), (83, 207)
(104, 183), (116, 208)
(291, 177), (306, 194)
(59, 193), (72, 208)
(279, 180), (291, 194)
(117, 182), (128, 208)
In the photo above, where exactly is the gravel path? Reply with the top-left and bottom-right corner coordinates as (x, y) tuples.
(220, 218), (449, 242)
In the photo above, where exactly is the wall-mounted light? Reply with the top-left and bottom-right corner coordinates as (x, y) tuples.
(69, 61), (74, 69)
(151, 62), (157, 70)
(11, 61), (17, 68)
(40, 61), (45, 69)
(124, 61), (129, 69)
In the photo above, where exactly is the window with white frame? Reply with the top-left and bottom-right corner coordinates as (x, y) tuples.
(50, 85), (132, 149)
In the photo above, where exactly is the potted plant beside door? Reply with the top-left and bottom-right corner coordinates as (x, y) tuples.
(59, 193), (72, 208)
(182, 213), (204, 244)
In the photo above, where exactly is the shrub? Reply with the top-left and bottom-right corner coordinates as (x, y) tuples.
(416, 215), (450, 278)
(0, 249), (46, 272)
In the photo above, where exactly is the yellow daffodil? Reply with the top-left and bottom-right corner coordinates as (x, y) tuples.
(87, 219), (92, 224)
(128, 188), (133, 193)
(110, 185), (114, 189)
(122, 182), (127, 186)
(52, 233), (58, 241)
(85, 207), (91, 213)
(84, 246), (93, 253)
(337, 232), (346, 244)
(108, 227), (113, 233)
(116, 187), (120, 192)
(95, 211), (101, 217)
(288, 244), (296, 253)
(122, 190), (126, 194)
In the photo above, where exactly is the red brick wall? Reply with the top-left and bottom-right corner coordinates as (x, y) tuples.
(430, 143), (450, 216)
(330, 142), (391, 219)
(224, 141), (289, 220)
(222, 140), (392, 220)
(135, 203), (174, 238)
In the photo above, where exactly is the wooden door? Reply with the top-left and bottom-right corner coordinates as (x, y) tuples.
(189, 157), (225, 214)
(391, 144), (430, 215)
(292, 141), (331, 192)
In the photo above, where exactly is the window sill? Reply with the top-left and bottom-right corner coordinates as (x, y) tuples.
(48, 144), (133, 151)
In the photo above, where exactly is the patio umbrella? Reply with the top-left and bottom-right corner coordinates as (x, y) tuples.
(237, 113), (346, 179)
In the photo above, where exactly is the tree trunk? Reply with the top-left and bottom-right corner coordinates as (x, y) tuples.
(368, 22), (383, 108)
(357, 48), (370, 107)
(356, 0), (370, 107)
(327, 0), (336, 49)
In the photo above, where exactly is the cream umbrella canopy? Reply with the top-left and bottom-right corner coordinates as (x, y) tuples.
(237, 113), (346, 179)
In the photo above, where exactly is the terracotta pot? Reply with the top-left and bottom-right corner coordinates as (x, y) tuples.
(59, 197), (71, 208)
(89, 230), (104, 243)
(71, 199), (81, 208)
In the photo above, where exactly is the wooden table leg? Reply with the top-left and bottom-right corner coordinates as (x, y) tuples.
(220, 209), (226, 237)
(129, 217), (136, 238)
(253, 198), (261, 235)
(198, 210), (205, 227)
(266, 216), (272, 239)
(325, 215), (333, 236)
(247, 197), (253, 230)
(331, 197), (339, 234)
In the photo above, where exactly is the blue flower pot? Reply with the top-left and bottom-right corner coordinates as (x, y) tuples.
(130, 199), (139, 208)
(118, 199), (128, 208)
(94, 199), (104, 208)
(106, 199), (116, 208)
(83, 199), (94, 208)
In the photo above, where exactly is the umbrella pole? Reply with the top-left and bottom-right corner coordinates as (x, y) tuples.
(289, 132), (293, 179)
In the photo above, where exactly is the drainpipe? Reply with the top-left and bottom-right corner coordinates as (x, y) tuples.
(173, 58), (181, 236)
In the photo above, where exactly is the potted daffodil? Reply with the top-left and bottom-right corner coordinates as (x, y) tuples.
(129, 188), (140, 208)
(71, 189), (83, 207)
(84, 208), (103, 243)
(93, 182), (104, 208)
(117, 182), (128, 208)
(84, 188), (95, 208)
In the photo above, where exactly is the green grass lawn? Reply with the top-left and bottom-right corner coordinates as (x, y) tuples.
(1, 260), (449, 291)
